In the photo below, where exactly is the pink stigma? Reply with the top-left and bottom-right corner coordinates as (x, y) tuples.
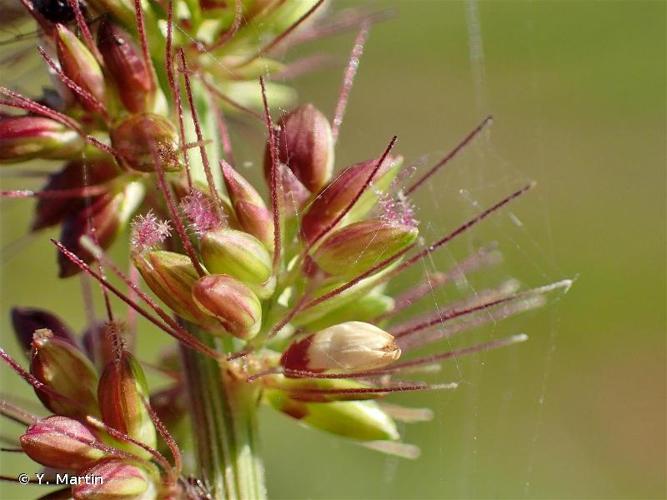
(130, 211), (172, 253)
(378, 192), (418, 228)
(180, 190), (224, 235)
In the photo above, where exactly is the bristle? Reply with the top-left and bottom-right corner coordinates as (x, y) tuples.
(286, 8), (392, 47)
(66, 0), (100, 60)
(0, 87), (81, 131)
(125, 263), (140, 350)
(37, 47), (109, 120)
(387, 334), (530, 373)
(79, 237), (221, 360)
(332, 22), (370, 142)
(86, 415), (173, 473)
(0, 399), (37, 426)
(201, 79), (264, 121)
(390, 280), (520, 337)
(283, 381), (457, 395)
(393, 279), (569, 339)
(178, 49), (225, 220)
(132, 0), (156, 90)
(235, 0), (326, 68)
(0, 348), (82, 411)
(377, 403), (434, 423)
(1, 185), (108, 199)
(210, 95), (235, 167)
(148, 132), (207, 277)
(379, 244), (501, 319)
(386, 183), (534, 282)
(405, 115), (493, 195)
(166, 0), (192, 189)
(144, 400), (182, 477)
(299, 242), (414, 315)
(399, 298), (544, 351)
(361, 441), (421, 460)
(206, 0), (243, 52)
(260, 76), (282, 270)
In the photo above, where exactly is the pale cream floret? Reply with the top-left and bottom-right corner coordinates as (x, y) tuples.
(307, 321), (401, 371)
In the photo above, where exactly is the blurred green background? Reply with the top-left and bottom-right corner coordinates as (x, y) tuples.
(1, 0), (664, 498)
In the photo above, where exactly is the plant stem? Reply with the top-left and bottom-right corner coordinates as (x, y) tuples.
(179, 321), (266, 499)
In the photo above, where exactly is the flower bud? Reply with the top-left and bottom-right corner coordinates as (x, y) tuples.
(200, 229), (274, 298)
(110, 113), (181, 173)
(311, 219), (417, 277)
(266, 391), (399, 441)
(31, 329), (99, 418)
(234, 200), (275, 251)
(0, 115), (83, 163)
(55, 24), (106, 109)
(73, 459), (153, 499)
(192, 275), (262, 340)
(97, 19), (155, 114)
(58, 182), (144, 278)
(98, 351), (157, 458)
(280, 321), (401, 373)
(20, 416), (105, 471)
(221, 161), (274, 250)
(32, 160), (120, 231)
(301, 155), (402, 244)
(133, 251), (216, 327)
(265, 104), (334, 192)
(11, 307), (76, 355)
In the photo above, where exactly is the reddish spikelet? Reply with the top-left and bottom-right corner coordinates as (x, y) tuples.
(180, 190), (224, 235)
(201, 79), (264, 121)
(301, 137), (398, 247)
(130, 211), (172, 254)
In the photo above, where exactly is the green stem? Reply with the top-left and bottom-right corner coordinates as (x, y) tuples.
(179, 321), (266, 500)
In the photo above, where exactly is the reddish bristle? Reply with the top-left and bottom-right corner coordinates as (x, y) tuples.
(166, 0), (193, 189)
(235, 0), (326, 68)
(38, 47), (109, 121)
(386, 183), (535, 282)
(332, 22), (370, 142)
(405, 115), (493, 195)
(206, 0), (243, 52)
(178, 49), (225, 220)
(260, 76), (282, 270)
(66, 0), (100, 61)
